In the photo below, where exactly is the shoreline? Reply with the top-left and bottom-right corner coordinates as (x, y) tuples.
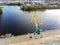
(0, 29), (60, 45)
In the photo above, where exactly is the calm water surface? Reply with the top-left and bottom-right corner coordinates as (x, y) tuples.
(0, 6), (60, 35)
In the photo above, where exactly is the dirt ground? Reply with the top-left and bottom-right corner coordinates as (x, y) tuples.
(0, 29), (60, 45)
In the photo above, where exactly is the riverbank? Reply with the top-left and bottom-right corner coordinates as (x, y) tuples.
(7, 3), (22, 6)
(0, 29), (60, 45)
(21, 6), (46, 11)
(46, 7), (60, 10)
(21, 6), (60, 11)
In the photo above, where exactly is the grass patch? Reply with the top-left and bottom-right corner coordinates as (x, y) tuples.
(0, 8), (2, 15)
(47, 7), (60, 9)
(21, 6), (47, 11)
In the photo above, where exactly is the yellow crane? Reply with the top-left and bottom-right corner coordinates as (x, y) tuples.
(32, 12), (43, 38)
(32, 12), (42, 30)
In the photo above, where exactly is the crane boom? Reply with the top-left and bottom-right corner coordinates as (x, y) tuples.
(32, 12), (42, 30)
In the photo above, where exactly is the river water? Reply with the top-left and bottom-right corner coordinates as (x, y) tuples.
(0, 6), (60, 35)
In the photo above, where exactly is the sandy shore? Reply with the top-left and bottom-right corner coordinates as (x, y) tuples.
(0, 29), (60, 45)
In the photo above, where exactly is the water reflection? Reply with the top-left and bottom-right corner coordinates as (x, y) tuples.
(32, 10), (59, 30)
(1, 6), (35, 35)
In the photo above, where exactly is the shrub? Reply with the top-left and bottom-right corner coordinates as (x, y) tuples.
(8, 3), (22, 6)
(0, 8), (2, 15)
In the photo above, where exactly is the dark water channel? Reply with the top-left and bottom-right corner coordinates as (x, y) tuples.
(0, 6), (60, 35)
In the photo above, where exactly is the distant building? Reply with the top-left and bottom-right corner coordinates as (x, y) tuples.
(45, 0), (60, 4)
(45, 0), (60, 7)
(0, 0), (60, 7)
(31, 1), (46, 6)
(23, 0), (47, 6)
